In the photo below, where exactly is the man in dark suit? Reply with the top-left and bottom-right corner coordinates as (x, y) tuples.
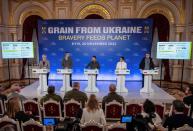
(183, 84), (193, 117)
(102, 84), (125, 110)
(86, 56), (100, 70)
(139, 53), (154, 88)
(62, 52), (73, 86)
(163, 100), (193, 131)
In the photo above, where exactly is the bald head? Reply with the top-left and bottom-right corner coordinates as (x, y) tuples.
(73, 82), (80, 90)
(109, 84), (116, 93)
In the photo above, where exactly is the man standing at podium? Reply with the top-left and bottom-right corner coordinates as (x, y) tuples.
(139, 53), (154, 88)
(39, 54), (50, 83)
(86, 56), (100, 80)
(86, 56), (100, 70)
(62, 52), (73, 86)
(116, 56), (127, 70)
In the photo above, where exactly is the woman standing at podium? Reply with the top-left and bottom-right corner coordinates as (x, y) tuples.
(39, 54), (50, 84)
(116, 56), (127, 70)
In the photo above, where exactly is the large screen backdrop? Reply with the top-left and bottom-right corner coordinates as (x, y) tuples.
(38, 19), (153, 80)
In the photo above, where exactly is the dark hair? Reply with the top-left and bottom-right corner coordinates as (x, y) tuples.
(47, 85), (55, 94)
(143, 99), (155, 114)
(173, 100), (185, 112)
(92, 56), (96, 59)
(120, 56), (125, 60)
(189, 84), (193, 94)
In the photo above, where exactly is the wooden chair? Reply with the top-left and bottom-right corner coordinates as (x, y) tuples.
(184, 105), (191, 116)
(125, 103), (142, 116)
(80, 120), (104, 131)
(105, 100), (123, 121)
(0, 115), (20, 131)
(0, 100), (4, 116)
(21, 119), (46, 131)
(43, 99), (62, 119)
(169, 104), (191, 116)
(22, 99), (41, 121)
(64, 99), (82, 118)
(107, 123), (127, 131)
(155, 103), (166, 119)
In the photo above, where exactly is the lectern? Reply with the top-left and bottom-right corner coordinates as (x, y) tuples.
(32, 68), (49, 92)
(84, 69), (99, 93)
(140, 69), (159, 93)
(57, 69), (72, 92)
(115, 69), (130, 93)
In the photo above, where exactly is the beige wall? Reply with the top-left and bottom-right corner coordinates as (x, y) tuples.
(0, 0), (192, 83)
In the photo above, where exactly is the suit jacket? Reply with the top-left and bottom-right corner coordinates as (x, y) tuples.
(86, 61), (100, 69)
(62, 57), (72, 69)
(39, 60), (50, 69)
(139, 57), (154, 70)
(163, 113), (193, 131)
(63, 89), (88, 107)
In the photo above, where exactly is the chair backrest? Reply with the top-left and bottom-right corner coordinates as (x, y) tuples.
(0, 100), (4, 116)
(176, 124), (193, 131)
(105, 100), (123, 120)
(125, 103), (142, 116)
(184, 105), (191, 116)
(80, 120), (104, 131)
(0, 115), (20, 131)
(64, 99), (82, 118)
(155, 103), (165, 119)
(169, 104), (191, 116)
(43, 99), (62, 118)
(21, 119), (46, 131)
(22, 99), (41, 121)
(107, 123), (127, 131)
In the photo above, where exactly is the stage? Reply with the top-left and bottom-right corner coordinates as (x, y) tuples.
(19, 80), (175, 104)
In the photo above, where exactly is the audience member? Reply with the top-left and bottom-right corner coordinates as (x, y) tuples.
(126, 99), (162, 131)
(0, 83), (26, 101)
(183, 84), (193, 117)
(40, 85), (62, 105)
(81, 94), (106, 125)
(5, 96), (33, 122)
(102, 84), (125, 109)
(163, 100), (193, 131)
(63, 82), (88, 107)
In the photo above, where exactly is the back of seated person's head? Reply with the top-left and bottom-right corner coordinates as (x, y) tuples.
(7, 96), (20, 118)
(109, 84), (116, 93)
(189, 84), (193, 95)
(143, 99), (155, 114)
(173, 100), (185, 113)
(86, 94), (99, 112)
(73, 82), (80, 90)
(47, 85), (55, 94)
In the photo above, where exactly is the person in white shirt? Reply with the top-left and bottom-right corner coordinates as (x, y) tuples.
(116, 56), (127, 70)
(81, 94), (106, 125)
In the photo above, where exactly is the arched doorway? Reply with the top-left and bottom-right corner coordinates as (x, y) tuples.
(23, 15), (43, 41)
(21, 15), (43, 79)
(148, 14), (171, 81)
(85, 14), (104, 19)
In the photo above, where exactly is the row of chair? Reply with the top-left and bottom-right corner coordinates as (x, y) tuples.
(0, 99), (191, 121)
(1, 115), (193, 131)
